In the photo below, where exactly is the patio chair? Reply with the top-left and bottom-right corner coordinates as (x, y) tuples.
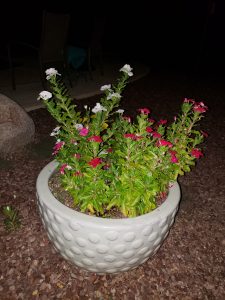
(9, 10), (72, 89)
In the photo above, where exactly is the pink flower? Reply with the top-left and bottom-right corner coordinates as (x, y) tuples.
(124, 133), (142, 141)
(191, 148), (203, 158)
(156, 139), (173, 147)
(152, 132), (162, 139)
(169, 150), (178, 163)
(59, 164), (71, 174)
(146, 126), (153, 133)
(158, 119), (167, 125)
(52, 141), (65, 155)
(148, 118), (155, 123)
(79, 127), (89, 136)
(193, 102), (208, 113)
(138, 108), (150, 115)
(87, 136), (102, 143)
(124, 133), (136, 140)
(88, 157), (102, 168)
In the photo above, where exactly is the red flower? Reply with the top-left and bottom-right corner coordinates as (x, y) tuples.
(158, 119), (167, 125)
(152, 132), (162, 138)
(88, 136), (102, 143)
(88, 158), (102, 168)
(146, 126), (153, 133)
(124, 133), (136, 140)
(156, 139), (173, 147)
(138, 108), (150, 115)
(193, 102), (208, 113)
(59, 164), (71, 174)
(124, 133), (142, 141)
(107, 148), (113, 153)
(52, 141), (65, 155)
(169, 150), (178, 163)
(191, 148), (203, 158)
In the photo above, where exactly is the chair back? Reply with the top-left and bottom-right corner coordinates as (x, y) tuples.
(39, 11), (70, 63)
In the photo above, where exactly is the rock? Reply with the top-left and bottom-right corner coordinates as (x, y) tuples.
(0, 94), (35, 157)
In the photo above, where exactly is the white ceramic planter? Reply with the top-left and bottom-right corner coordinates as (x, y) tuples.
(36, 160), (181, 274)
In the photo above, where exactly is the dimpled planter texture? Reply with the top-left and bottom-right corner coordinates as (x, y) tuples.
(36, 160), (181, 274)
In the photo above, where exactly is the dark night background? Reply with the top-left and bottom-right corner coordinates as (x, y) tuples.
(0, 0), (225, 75)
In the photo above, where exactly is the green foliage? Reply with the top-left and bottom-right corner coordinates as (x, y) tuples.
(2, 205), (21, 231)
(38, 66), (208, 218)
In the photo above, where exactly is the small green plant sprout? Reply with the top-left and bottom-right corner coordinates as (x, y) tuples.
(2, 205), (21, 231)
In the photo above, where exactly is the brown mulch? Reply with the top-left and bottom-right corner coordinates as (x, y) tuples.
(0, 68), (225, 299)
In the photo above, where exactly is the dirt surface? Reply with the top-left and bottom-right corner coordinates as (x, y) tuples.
(0, 69), (225, 299)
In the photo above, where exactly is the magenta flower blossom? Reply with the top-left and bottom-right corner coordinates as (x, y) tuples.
(156, 139), (173, 148)
(124, 133), (136, 139)
(138, 108), (150, 115)
(59, 164), (71, 174)
(152, 132), (162, 139)
(158, 119), (167, 125)
(52, 141), (65, 155)
(79, 127), (89, 136)
(193, 102), (208, 113)
(124, 133), (142, 141)
(169, 150), (178, 163)
(146, 126), (153, 133)
(191, 148), (203, 158)
(88, 136), (103, 143)
(88, 158), (102, 168)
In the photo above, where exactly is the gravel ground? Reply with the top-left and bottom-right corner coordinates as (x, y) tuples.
(0, 68), (225, 299)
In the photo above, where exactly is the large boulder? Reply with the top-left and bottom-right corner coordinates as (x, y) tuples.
(0, 94), (35, 157)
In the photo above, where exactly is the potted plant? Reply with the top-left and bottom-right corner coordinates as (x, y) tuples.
(36, 65), (208, 274)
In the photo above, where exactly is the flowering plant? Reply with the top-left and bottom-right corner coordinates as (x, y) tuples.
(38, 65), (208, 218)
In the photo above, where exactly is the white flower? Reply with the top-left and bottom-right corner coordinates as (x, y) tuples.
(38, 91), (52, 101)
(84, 105), (88, 110)
(50, 126), (61, 136)
(92, 103), (107, 113)
(107, 92), (121, 100)
(99, 150), (108, 155)
(116, 109), (124, 114)
(100, 84), (112, 91)
(74, 123), (83, 130)
(120, 64), (133, 76)
(45, 68), (61, 80)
